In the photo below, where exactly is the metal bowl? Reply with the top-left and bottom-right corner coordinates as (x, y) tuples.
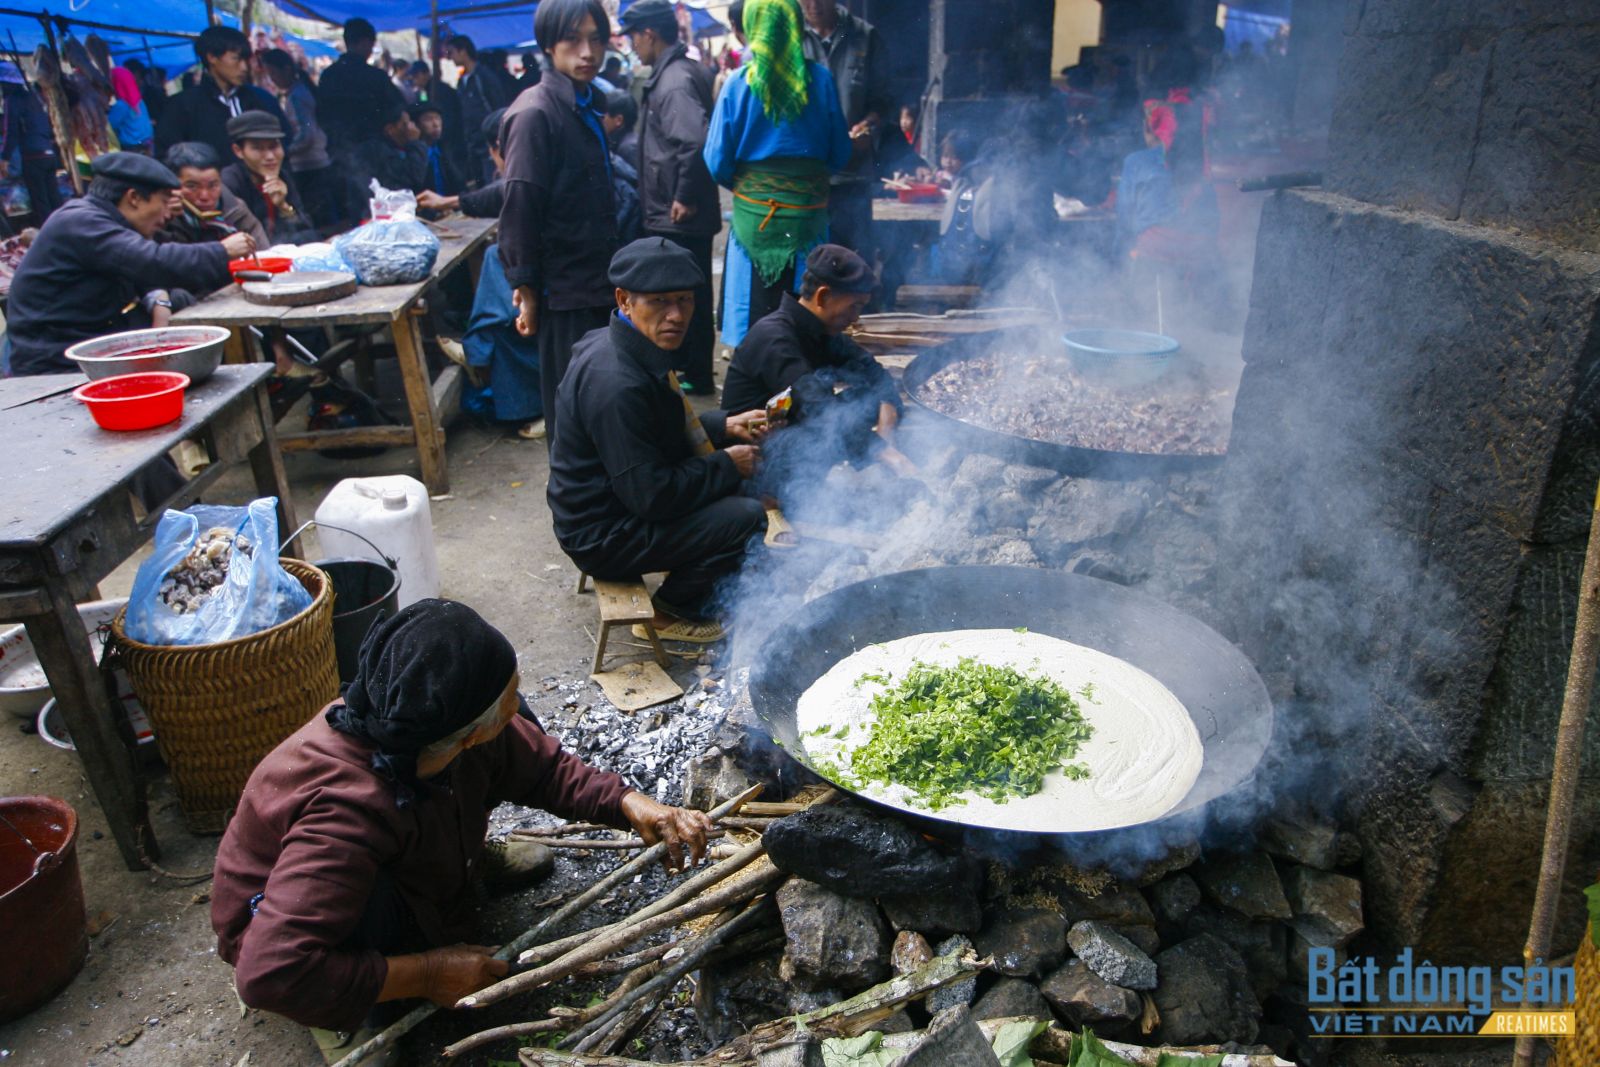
(0, 598), (128, 720)
(1062, 328), (1181, 387)
(66, 325), (229, 384)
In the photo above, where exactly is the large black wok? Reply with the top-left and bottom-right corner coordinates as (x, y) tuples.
(901, 326), (1227, 479)
(745, 566), (1272, 843)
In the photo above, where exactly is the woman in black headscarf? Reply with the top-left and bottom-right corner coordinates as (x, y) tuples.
(211, 599), (712, 1059)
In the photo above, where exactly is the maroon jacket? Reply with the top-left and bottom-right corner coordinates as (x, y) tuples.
(212, 705), (632, 1030)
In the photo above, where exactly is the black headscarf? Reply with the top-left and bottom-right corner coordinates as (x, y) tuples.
(327, 599), (517, 806)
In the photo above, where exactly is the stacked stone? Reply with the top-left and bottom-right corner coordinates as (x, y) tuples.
(691, 802), (1365, 1064)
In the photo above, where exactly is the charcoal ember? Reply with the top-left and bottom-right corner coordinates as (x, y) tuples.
(1151, 933), (1262, 1045)
(763, 804), (980, 901)
(776, 878), (890, 989)
(972, 907), (1068, 978)
(681, 748), (757, 811)
(1191, 850), (1293, 921)
(917, 352), (1231, 456)
(1067, 920), (1158, 990)
(970, 976), (1053, 1021)
(1039, 959), (1141, 1029)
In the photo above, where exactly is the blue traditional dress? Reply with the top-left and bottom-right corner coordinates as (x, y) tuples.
(703, 62), (850, 347)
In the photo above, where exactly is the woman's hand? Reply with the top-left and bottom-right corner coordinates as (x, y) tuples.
(620, 791), (713, 872)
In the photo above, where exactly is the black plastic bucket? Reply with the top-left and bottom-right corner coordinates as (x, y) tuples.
(316, 558), (401, 683)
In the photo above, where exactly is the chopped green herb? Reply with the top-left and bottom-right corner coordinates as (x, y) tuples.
(1013, 626), (1029, 633)
(831, 723), (851, 739)
(1079, 682), (1097, 702)
(835, 657), (1093, 810)
(854, 671), (892, 687)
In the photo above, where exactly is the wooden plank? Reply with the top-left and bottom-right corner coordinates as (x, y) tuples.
(594, 580), (655, 623)
(590, 660), (683, 712)
(246, 384), (302, 558)
(277, 425), (418, 451)
(391, 308), (449, 494)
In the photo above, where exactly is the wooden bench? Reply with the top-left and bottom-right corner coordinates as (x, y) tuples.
(575, 573), (670, 675)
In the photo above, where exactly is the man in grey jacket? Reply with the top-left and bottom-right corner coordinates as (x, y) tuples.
(801, 0), (893, 276)
(620, 0), (722, 394)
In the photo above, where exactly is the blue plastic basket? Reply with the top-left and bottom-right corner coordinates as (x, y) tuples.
(1062, 329), (1181, 387)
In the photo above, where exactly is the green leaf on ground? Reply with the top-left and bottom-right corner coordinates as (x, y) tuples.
(991, 1018), (1048, 1066)
(821, 1032), (900, 1067)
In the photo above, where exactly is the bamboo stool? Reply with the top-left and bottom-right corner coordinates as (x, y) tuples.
(575, 573), (670, 674)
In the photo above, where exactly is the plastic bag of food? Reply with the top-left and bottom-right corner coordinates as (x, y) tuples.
(124, 500), (312, 646)
(334, 216), (439, 286)
(368, 179), (418, 222)
(286, 242), (354, 274)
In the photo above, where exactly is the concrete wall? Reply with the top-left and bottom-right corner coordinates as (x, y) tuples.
(1053, 0), (1104, 73)
(1217, 1), (1600, 964)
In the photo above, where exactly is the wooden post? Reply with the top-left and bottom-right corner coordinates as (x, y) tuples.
(430, 0), (441, 85)
(203, 0), (216, 26)
(1512, 481), (1600, 1067)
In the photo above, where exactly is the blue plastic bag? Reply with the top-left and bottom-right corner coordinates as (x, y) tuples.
(124, 500), (312, 647)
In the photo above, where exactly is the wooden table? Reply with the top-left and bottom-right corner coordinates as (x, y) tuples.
(172, 215), (497, 495)
(871, 196), (1117, 228)
(0, 366), (298, 870)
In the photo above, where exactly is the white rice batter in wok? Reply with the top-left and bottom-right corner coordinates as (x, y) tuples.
(795, 628), (1204, 832)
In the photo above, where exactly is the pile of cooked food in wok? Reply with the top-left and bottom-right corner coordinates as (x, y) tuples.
(914, 350), (1232, 456)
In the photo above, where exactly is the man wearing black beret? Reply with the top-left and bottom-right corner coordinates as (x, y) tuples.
(5, 151), (245, 376)
(722, 243), (916, 486)
(548, 237), (770, 642)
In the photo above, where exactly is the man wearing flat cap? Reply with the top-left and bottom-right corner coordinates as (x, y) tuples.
(222, 110), (318, 244)
(620, 0), (722, 395)
(548, 237), (770, 642)
(5, 151), (246, 376)
(723, 242), (915, 483)
(214, 599), (713, 1063)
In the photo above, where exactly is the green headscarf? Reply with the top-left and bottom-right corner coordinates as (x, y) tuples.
(743, 0), (810, 124)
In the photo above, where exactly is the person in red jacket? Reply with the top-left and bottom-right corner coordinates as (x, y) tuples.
(211, 599), (711, 1063)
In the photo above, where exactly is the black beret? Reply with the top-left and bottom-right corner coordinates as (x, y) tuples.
(90, 151), (181, 191)
(225, 110), (284, 142)
(609, 236), (705, 293)
(803, 243), (875, 294)
(619, 0), (676, 32)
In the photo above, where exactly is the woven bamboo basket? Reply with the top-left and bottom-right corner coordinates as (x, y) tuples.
(111, 559), (339, 832)
(1558, 923), (1597, 1067)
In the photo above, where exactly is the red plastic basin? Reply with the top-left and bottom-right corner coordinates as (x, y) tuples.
(228, 256), (292, 281)
(896, 183), (945, 203)
(72, 371), (190, 431)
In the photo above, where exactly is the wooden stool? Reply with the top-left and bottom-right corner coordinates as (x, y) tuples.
(576, 573), (670, 674)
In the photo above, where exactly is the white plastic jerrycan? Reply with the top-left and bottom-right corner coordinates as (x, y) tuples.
(314, 475), (441, 609)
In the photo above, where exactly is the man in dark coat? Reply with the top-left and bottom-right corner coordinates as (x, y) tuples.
(352, 102), (430, 196)
(619, 0), (722, 395)
(800, 0), (893, 268)
(316, 19), (403, 158)
(410, 101), (465, 195)
(213, 600), (712, 1061)
(498, 0), (620, 443)
(5, 152), (241, 377)
(221, 111), (317, 244)
(162, 140), (268, 251)
(153, 26), (289, 164)
(407, 61), (468, 182)
(549, 238), (769, 643)
(0, 69), (64, 222)
(447, 34), (512, 185)
(722, 244), (915, 482)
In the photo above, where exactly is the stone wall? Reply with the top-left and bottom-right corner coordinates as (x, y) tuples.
(1216, 0), (1600, 964)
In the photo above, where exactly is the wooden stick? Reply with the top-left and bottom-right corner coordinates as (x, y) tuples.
(1513, 481), (1600, 1067)
(538, 838), (647, 850)
(444, 954), (668, 1057)
(569, 940), (675, 978)
(517, 839), (767, 968)
(461, 861), (785, 1008)
(715, 817), (774, 831)
(510, 822), (613, 838)
(569, 901), (772, 1053)
(329, 785), (763, 1067)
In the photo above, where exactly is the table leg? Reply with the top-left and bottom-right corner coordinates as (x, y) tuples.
(25, 590), (154, 870)
(392, 308), (449, 495)
(222, 328), (248, 366)
(248, 383), (303, 558)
